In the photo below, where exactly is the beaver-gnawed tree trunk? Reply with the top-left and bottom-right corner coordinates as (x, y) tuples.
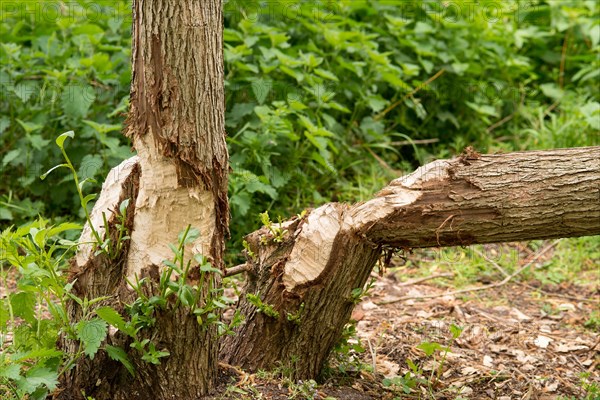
(220, 146), (600, 379)
(57, 1), (228, 399)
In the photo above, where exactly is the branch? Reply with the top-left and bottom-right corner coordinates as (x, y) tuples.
(224, 263), (251, 277)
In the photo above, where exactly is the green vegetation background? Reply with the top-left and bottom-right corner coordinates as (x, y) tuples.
(3, 0), (598, 317)
(1, 0), (598, 254)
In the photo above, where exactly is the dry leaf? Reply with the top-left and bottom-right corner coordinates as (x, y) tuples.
(534, 335), (552, 348)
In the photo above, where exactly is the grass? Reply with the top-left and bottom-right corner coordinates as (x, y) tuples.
(393, 237), (600, 289)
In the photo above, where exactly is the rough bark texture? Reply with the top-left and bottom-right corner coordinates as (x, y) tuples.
(221, 205), (381, 378)
(362, 147), (600, 247)
(57, 1), (227, 398)
(221, 146), (600, 379)
(125, 0), (228, 277)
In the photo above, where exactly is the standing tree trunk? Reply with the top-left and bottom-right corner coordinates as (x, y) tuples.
(57, 1), (227, 399)
(221, 146), (600, 379)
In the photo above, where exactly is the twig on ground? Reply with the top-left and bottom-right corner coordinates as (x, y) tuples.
(366, 337), (377, 374)
(517, 282), (598, 303)
(472, 248), (510, 277)
(377, 240), (559, 305)
(471, 246), (593, 302)
(394, 272), (454, 287)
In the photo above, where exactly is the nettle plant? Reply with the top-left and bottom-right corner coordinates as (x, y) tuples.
(0, 132), (238, 399)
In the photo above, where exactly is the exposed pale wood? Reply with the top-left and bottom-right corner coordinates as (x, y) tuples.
(76, 156), (139, 268)
(221, 208), (381, 378)
(222, 146), (600, 379)
(125, 0), (228, 278)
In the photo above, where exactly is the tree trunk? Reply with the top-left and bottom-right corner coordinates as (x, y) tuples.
(57, 0), (227, 398)
(221, 146), (600, 379)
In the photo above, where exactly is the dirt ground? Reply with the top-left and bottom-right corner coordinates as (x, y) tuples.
(213, 246), (599, 400)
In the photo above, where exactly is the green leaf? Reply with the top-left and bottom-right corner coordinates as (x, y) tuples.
(76, 318), (108, 359)
(119, 198), (130, 215)
(55, 131), (75, 149)
(2, 148), (22, 165)
(465, 102), (498, 117)
(0, 363), (21, 380)
(18, 367), (59, 394)
(82, 193), (97, 207)
(450, 324), (463, 339)
(78, 178), (97, 193)
(61, 85), (95, 118)
(40, 164), (70, 180)
(82, 120), (122, 134)
(10, 292), (36, 324)
(540, 83), (564, 100)
(366, 95), (388, 113)
(251, 78), (272, 105)
(12, 81), (38, 103)
(12, 348), (63, 362)
(245, 178), (277, 199)
(314, 68), (339, 82)
(178, 286), (195, 307)
(16, 119), (43, 134)
(105, 345), (135, 376)
(199, 263), (222, 274)
(47, 222), (82, 237)
(182, 227), (200, 244)
(78, 154), (104, 180)
(0, 207), (13, 220)
(28, 134), (51, 150)
(417, 342), (446, 357)
(0, 115), (10, 134)
(96, 306), (128, 333)
(227, 103), (255, 124)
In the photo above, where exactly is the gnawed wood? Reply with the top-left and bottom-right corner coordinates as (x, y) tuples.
(222, 146), (600, 379)
(361, 146), (600, 247)
(125, 137), (216, 281)
(76, 156), (139, 268)
(221, 204), (381, 378)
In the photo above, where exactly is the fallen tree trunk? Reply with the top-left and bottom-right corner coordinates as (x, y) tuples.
(221, 146), (600, 378)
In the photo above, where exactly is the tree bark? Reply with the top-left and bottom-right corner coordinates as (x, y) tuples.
(221, 146), (600, 379)
(57, 1), (227, 398)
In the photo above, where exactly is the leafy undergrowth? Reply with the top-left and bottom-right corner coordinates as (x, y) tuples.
(213, 240), (599, 400)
